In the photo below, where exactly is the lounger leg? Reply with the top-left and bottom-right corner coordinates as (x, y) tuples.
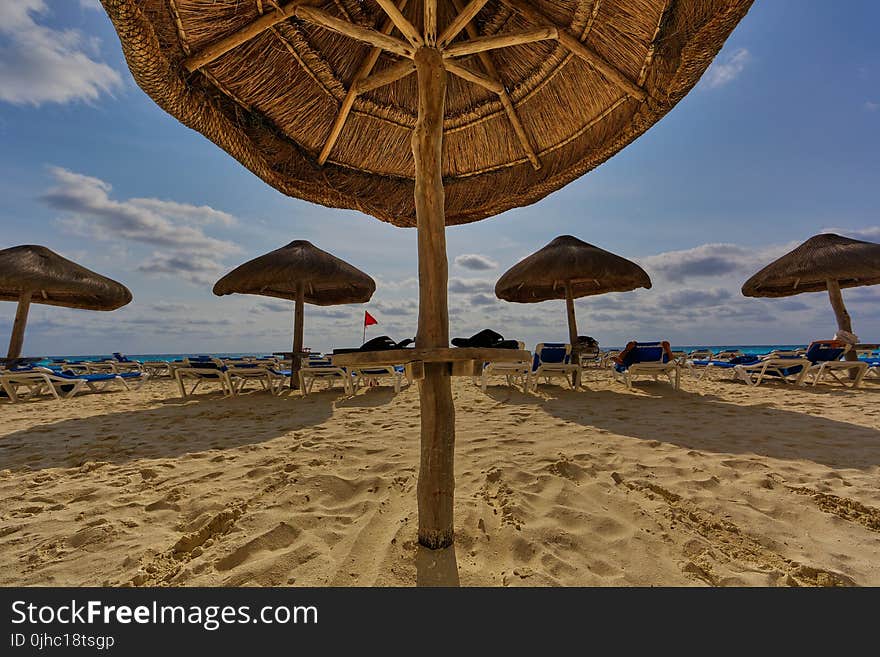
(4, 382), (20, 403)
(852, 365), (867, 388)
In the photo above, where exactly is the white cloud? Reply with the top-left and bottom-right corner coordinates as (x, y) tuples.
(865, 101), (879, 112)
(641, 243), (752, 282)
(656, 288), (732, 307)
(0, 1), (122, 106)
(454, 253), (498, 271)
(469, 293), (498, 306)
(371, 300), (417, 317)
(703, 48), (751, 89)
(42, 167), (242, 286)
(374, 276), (418, 291)
(448, 277), (494, 294)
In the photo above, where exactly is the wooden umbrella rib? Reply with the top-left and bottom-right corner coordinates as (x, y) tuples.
(444, 61), (503, 93)
(438, 0), (489, 48)
(295, 6), (415, 58)
(424, 0), (438, 45)
(450, 0), (541, 170)
(355, 60), (416, 94)
(166, 0), (191, 55)
(498, 94), (540, 170)
(373, 0), (423, 48)
(499, 0), (647, 101)
(317, 0), (411, 165)
(182, 0), (307, 72)
(444, 27), (559, 58)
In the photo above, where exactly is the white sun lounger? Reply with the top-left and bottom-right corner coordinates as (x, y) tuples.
(0, 370), (87, 401)
(800, 341), (868, 388)
(352, 365), (409, 393)
(175, 359), (235, 397)
(478, 342), (531, 393)
(733, 357), (810, 386)
(613, 341), (681, 390)
(226, 363), (288, 395)
(299, 357), (353, 395)
(530, 343), (579, 391)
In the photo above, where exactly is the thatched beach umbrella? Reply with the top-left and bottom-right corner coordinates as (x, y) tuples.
(742, 233), (880, 365)
(213, 240), (375, 388)
(0, 245), (132, 360)
(100, 0), (752, 548)
(495, 235), (651, 383)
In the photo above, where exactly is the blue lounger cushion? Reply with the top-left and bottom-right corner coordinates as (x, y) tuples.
(532, 344), (570, 371)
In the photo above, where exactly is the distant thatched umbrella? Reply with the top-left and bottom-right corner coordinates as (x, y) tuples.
(496, 235), (651, 383)
(742, 233), (880, 365)
(213, 240), (375, 388)
(0, 245), (132, 360)
(101, 0), (752, 548)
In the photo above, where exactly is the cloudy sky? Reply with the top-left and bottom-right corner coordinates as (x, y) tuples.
(1, 1), (878, 356)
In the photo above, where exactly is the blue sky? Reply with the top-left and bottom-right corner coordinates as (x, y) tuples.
(1, 0), (878, 356)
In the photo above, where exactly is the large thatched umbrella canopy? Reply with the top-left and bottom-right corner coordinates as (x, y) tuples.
(0, 245), (132, 360)
(214, 240), (375, 387)
(742, 233), (880, 361)
(101, 0), (752, 549)
(496, 235), (650, 381)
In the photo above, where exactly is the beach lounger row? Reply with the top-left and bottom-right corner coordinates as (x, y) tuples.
(685, 340), (869, 388)
(476, 341), (682, 393)
(0, 366), (145, 403)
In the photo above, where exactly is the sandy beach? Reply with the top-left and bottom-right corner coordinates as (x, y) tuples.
(1, 371), (878, 587)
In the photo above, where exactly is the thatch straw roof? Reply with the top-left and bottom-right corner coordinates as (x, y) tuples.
(742, 234), (880, 298)
(213, 240), (375, 305)
(100, 0), (752, 227)
(0, 245), (132, 310)
(495, 235), (650, 302)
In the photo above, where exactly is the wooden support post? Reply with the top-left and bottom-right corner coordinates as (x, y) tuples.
(291, 282), (305, 389)
(564, 282), (580, 387)
(6, 292), (32, 361)
(413, 47), (455, 549)
(827, 279), (859, 372)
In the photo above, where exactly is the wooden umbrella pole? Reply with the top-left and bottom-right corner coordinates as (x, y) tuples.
(564, 281), (580, 387)
(6, 291), (32, 361)
(827, 279), (859, 370)
(291, 282), (305, 390)
(413, 46), (455, 549)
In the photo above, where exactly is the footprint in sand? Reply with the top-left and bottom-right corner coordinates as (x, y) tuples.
(214, 522), (301, 572)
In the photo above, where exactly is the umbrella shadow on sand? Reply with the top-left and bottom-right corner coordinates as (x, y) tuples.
(0, 390), (337, 472)
(534, 384), (880, 471)
(335, 387), (399, 408)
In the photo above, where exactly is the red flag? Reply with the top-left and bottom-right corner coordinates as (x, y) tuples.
(364, 311), (378, 327)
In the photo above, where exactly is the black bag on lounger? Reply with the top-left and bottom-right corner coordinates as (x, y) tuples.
(451, 329), (519, 349)
(332, 336), (413, 354)
(358, 336), (415, 352)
